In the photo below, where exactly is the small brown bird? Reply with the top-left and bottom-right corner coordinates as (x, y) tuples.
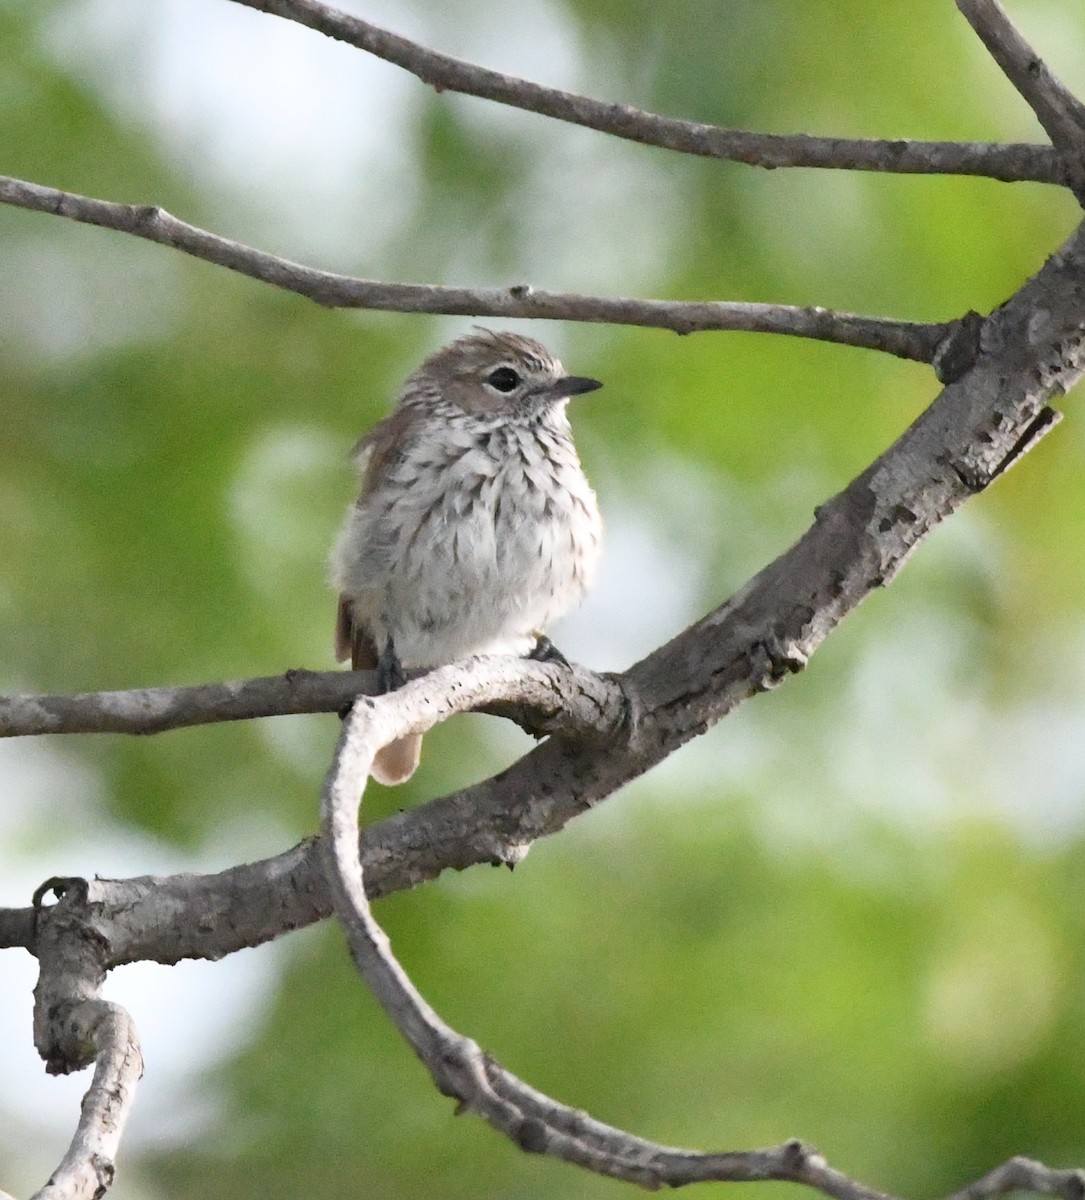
(330, 330), (603, 784)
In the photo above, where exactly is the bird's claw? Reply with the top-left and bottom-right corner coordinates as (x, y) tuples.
(378, 637), (408, 692)
(528, 634), (569, 667)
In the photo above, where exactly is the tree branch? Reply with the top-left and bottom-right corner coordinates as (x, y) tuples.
(957, 0), (1085, 199)
(946, 1157), (1085, 1200)
(30, 883), (143, 1200)
(0, 174), (951, 360)
(0, 669), (371, 737)
(318, 657), (1084, 1197)
(6, 4), (1085, 1197)
(0, 907), (36, 952)
(4, 217), (1084, 1200)
(0, 662), (623, 741)
(29, 1002), (142, 1200)
(233, 0), (1063, 185)
(319, 674), (901, 1195)
(5, 220), (1083, 975)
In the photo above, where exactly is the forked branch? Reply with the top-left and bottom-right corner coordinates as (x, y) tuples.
(4, 224), (1085, 973)
(318, 669), (1082, 1198)
(957, 0), (1085, 198)
(319, 670), (894, 1196)
(8, 3), (1085, 1197)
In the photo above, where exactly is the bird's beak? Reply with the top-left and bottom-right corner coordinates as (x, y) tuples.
(550, 375), (603, 399)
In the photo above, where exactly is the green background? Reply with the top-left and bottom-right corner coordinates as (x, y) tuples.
(3, 1), (1085, 1197)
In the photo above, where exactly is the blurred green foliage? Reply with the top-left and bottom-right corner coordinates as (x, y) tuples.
(3, 1), (1085, 1197)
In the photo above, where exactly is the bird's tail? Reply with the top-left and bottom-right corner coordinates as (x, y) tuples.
(372, 733), (423, 786)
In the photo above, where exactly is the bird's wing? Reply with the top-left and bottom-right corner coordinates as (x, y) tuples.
(334, 405), (423, 664)
(335, 594), (380, 667)
(350, 404), (419, 496)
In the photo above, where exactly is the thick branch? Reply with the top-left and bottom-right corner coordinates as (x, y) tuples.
(0, 907), (35, 951)
(0, 175), (948, 361)
(234, 0), (1062, 185)
(958, 0), (1085, 198)
(4, 212), (1084, 1200)
(5, 5), (1085, 1197)
(6, 220), (1085, 973)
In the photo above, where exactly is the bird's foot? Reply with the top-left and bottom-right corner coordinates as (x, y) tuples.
(527, 634), (569, 667)
(378, 636), (408, 693)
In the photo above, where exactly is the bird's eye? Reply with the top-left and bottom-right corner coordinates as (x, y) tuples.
(486, 366), (521, 393)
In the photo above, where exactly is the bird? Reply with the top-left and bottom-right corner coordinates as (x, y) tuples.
(330, 329), (603, 784)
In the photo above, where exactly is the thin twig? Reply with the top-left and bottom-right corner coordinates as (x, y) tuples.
(0, 174), (950, 360)
(319, 671), (899, 1197)
(945, 1156), (1085, 1200)
(233, 0), (1062, 185)
(0, 669), (371, 737)
(0, 659), (626, 741)
(321, 668), (1083, 1199)
(957, 0), (1085, 198)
